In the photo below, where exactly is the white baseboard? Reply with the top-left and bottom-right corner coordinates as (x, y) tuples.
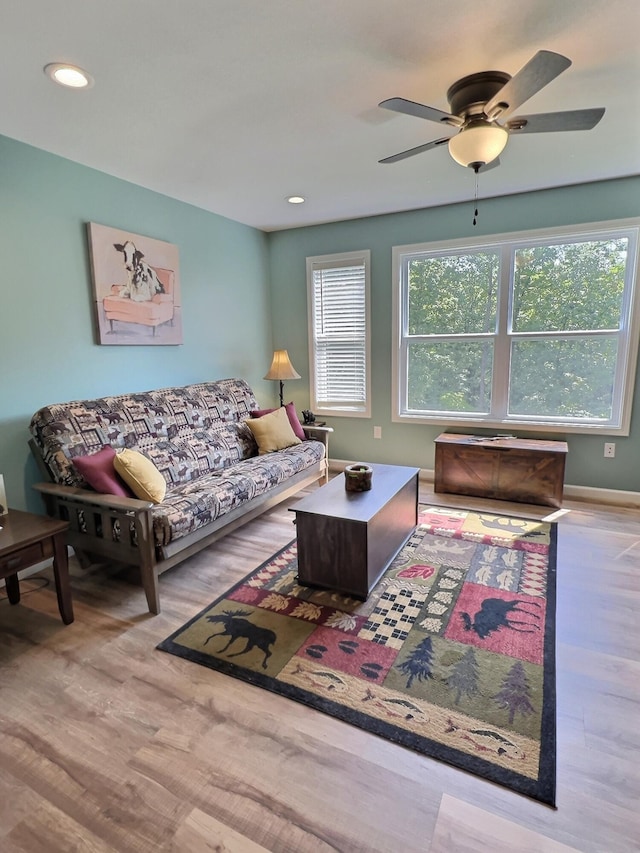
(562, 484), (640, 507)
(328, 459), (640, 508)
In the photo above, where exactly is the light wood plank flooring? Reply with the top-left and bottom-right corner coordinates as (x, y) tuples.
(1, 481), (638, 852)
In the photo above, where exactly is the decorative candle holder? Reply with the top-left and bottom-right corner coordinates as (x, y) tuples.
(344, 463), (373, 492)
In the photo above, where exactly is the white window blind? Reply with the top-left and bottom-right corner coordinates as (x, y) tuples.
(307, 251), (370, 416)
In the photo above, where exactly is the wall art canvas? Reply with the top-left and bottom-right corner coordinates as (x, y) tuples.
(0, 474), (7, 515)
(88, 223), (183, 345)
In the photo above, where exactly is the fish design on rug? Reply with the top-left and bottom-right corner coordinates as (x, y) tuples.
(362, 688), (428, 722)
(445, 718), (525, 760)
(291, 663), (348, 693)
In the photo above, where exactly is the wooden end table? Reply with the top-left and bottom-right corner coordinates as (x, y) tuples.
(0, 509), (73, 624)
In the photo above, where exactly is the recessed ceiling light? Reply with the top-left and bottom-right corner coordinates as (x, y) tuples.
(44, 63), (94, 89)
(287, 196), (305, 204)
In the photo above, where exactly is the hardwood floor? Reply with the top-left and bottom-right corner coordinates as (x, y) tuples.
(1, 481), (639, 852)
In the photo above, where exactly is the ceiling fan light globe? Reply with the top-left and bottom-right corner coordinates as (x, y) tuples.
(448, 121), (508, 168)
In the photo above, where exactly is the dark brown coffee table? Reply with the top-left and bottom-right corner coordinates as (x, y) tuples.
(291, 463), (419, 599)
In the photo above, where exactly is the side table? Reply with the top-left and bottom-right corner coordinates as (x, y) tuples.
(0, 509), (73, 624)
(302, 424), (334, 483)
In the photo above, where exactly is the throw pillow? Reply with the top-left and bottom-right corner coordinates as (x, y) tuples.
(246, 406), (302, 454)
(113, 448), (167, 503)
(72, 445), (133, 497)
(250, 401), (306, 441)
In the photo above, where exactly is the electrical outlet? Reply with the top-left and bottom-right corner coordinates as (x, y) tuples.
(604, 442), (616, 458)
(373, 426), (382, 439)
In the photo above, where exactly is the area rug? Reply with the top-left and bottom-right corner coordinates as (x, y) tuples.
(158, 505), (557, 806)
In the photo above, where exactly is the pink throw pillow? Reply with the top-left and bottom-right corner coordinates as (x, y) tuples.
(250, 401), (306, 441)
(72, 445), (133, 497)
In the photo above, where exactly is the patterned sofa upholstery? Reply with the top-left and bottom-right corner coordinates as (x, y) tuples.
(29, 378), (326, 614)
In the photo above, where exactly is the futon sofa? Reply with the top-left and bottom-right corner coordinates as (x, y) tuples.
(29, 378), (327, 614)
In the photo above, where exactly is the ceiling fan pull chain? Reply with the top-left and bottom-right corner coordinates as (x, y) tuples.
(473, 165), (479, 226)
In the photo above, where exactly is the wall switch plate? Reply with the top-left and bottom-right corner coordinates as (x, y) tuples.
(373, 426), (382, 439)
(604, 442), (616, 458)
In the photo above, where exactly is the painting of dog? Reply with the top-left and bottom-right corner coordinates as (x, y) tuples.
(87, 223), (182, 345)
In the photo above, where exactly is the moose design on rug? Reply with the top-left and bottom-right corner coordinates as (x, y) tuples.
(204, 609), (276, 670)
(461, 598), (542, 639)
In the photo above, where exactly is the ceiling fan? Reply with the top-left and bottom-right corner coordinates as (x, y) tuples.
(379, 50), (605, 171)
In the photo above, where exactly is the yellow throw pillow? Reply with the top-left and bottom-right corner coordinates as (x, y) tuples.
(113, 449), (167, 503)
(246, 406), (302, 454)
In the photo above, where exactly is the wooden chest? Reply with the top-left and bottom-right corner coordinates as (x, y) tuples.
(434, 433), (568, 508)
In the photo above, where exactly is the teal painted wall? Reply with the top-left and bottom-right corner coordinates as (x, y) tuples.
(0, 135), (273, 512)
(268, 177), (640, 491)
(1, 131), (639, 512)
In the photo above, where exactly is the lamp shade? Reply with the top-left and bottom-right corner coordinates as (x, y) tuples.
(264, 349), (301, 381)
(448, 120), (509, 168)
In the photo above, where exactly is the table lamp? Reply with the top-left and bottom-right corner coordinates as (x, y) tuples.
(264, 350), (301, 407)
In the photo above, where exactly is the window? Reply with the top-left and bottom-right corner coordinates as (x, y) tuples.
(307, 250), (371, 417)
(393, 220), (640, 434)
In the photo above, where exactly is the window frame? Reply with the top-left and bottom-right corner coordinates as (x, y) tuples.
(392, 218), (640, 435)
(307, 249), (371, 418)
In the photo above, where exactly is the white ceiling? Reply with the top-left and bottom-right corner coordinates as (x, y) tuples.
(2, 0), (639, 232)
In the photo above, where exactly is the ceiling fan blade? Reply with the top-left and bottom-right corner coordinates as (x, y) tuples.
(484, 50), (572, 121)
(379, 97), (462, 127)
(506, 107), (605, 133)
(379, 136), (451, 164)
